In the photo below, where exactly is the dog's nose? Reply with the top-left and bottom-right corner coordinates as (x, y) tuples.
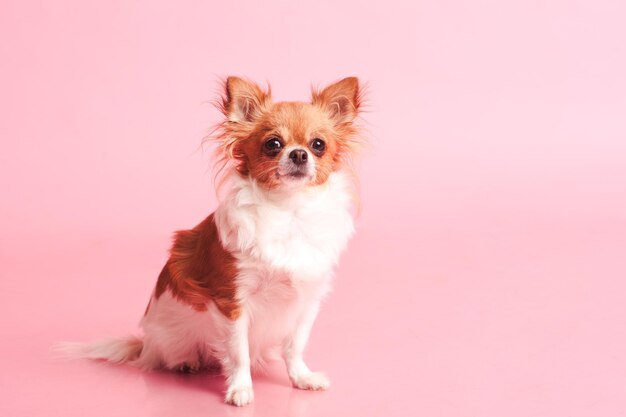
(289, 149), (308, 165)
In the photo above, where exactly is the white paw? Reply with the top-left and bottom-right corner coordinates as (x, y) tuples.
(225, 385), (254, 407)
(291, 372), (330, 390)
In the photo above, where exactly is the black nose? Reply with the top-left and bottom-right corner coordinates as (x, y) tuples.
(289, 149), (308, 165)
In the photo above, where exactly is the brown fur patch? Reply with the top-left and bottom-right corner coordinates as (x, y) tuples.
(153, 213), (241, 320)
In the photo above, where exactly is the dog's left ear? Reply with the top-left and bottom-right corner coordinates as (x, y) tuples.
(312, 77), (361, 124)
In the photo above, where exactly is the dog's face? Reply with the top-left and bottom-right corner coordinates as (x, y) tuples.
(217, 77), (361, 189)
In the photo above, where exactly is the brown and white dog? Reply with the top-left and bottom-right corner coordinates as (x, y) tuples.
(59, 76), (362, 406)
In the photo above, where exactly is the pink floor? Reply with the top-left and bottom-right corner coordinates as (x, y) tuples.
(3, 220), (626, 416)
(2, 1), (626, 416)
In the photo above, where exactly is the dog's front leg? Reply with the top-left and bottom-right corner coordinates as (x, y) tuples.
(283, 301), (330, 390)
(223, 313), (253, 406)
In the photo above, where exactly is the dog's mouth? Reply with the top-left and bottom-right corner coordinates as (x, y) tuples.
(276, 166), (312, 181)
(287, 171), (307, 179)
(276, 172), (311, 182)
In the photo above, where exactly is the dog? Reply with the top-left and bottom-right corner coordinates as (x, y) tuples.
(59, 76), (363, 406)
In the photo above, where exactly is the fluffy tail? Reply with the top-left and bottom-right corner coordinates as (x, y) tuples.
(53, 336), (143, 365)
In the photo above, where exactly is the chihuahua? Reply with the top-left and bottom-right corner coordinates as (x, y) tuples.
(61, 76), (363, 406)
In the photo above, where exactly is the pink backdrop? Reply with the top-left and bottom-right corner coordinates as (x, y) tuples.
(1, 1), (626, 416)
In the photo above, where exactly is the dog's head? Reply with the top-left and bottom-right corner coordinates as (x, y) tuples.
(214, 77), (362, 189)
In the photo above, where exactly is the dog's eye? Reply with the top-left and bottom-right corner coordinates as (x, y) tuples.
(263, 137), (283, 155)
(310, 138), (326, 155)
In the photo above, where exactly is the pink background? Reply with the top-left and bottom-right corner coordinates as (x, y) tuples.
(2, 0), (626, 416)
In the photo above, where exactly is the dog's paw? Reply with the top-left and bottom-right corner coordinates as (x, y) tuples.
(291, 372), (330, 391)
(225, 385), (254, 407)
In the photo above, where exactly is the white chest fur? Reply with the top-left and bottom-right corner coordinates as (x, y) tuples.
(215, 171), (355, 280)
(214, 171), (355, 357)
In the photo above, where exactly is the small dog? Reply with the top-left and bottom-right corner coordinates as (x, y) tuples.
(60, 76), (362, 406)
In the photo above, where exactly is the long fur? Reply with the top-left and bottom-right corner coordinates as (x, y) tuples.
(53, 336), (143, 364)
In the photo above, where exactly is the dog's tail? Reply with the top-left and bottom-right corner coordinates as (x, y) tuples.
(52, 336), (143, 365)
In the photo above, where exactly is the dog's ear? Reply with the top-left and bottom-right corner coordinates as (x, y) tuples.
(312, 77), (361, 124)
(222, 77), (271, 123)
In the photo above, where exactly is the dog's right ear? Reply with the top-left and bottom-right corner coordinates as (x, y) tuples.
(222, 77), (271, 123)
